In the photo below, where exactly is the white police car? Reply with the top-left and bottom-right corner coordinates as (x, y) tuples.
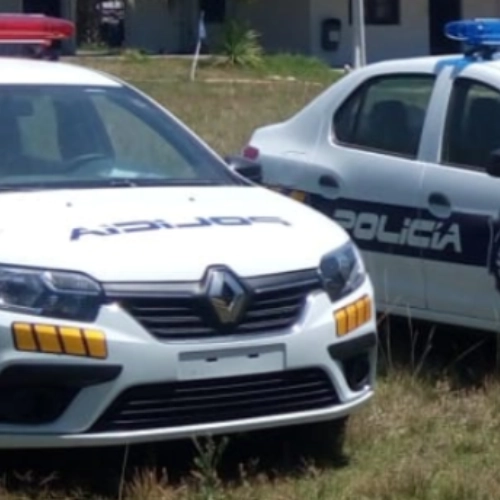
(0, 15), (377, 450)
(242, 19), (500, 335)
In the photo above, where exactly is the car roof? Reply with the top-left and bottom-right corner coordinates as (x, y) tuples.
(363, 53), (500, 75)
(0, 57), (121, 86)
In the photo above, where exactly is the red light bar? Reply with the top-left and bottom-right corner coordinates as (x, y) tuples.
(0, 14), (74, 42)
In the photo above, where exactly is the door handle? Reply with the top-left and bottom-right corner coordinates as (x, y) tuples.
(319, 174), (339, 189)
(427, 192), (451, 218)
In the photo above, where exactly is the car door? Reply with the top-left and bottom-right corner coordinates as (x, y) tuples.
(309, 72), (437, 312)
(420, 71), (500, 326)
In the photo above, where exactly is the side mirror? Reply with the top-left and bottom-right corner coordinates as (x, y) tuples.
(224, 155), (262, 184)
(487, 149), (500, 178)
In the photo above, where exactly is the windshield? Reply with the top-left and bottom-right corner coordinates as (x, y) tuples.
(0, 84), (242, 190)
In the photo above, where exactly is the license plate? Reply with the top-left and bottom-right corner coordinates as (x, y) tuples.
(178, 344), (285, 381)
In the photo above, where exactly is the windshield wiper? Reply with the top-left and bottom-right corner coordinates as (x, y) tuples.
(0, 185), (49, 192)
(0, 178), (227, 192)
(73, 178), (227, 188)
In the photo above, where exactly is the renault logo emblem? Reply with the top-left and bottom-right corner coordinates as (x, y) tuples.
(205, 267), (247, 325)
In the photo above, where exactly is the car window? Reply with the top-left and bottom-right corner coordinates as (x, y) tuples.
(333, 74), (436, 158)
(0, 85), (239, 188)
(442, 78), (500, 171)
(91, 93), (196, 179)
(17, 94), (61, 162)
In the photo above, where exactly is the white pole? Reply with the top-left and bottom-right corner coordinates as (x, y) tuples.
(189, 38), (202, 81)
(190, 10), (206, 81)
(352, 0), (367, 68)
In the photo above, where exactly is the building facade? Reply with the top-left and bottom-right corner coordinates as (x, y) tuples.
(122, 0), (500, 65)
(1, 1), (498, 64)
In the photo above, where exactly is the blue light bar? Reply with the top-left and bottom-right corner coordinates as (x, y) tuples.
(445, 18), (500, 46)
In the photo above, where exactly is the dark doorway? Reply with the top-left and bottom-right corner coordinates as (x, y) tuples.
(23, 0), (61, 17)
(199, 0), (226, 24)
(429, 0), (462, 55)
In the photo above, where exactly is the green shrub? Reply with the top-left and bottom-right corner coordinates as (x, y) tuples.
(219, 20), (263, 67)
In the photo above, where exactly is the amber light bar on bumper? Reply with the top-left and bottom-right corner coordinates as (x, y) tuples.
(12, 322), (107, 359)
(335, 295), (372, 337)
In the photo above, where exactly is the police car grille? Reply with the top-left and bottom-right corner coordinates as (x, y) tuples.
(89, 368), (338, 432)
(104, 270), (321, 340)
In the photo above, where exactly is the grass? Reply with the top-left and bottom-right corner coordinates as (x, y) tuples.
(66, 55), (337, 157)
(3, 55), (500, 499)
(72, 52), (341, 83)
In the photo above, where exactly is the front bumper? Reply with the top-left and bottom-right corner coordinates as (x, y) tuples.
(0, 279), (377, 449)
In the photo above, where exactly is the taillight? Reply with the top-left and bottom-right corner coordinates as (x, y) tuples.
(242, 145), (260, 160)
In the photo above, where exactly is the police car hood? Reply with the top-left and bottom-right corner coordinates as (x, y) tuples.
(0, 186), (349, 281)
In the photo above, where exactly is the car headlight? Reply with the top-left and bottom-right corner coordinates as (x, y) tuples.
(0, 266), (103, 322)
(319, 242), (366, 301)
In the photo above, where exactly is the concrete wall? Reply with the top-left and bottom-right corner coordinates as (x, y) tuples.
(310, 0), (428, 66)
(119, 0), (500, 62)
(60, 0), (77, 54)
(462, 0), (500, 18)
(309, 0), (500, 67)
(236, 0), (310, 54)
(125, 0), (178, 53)
(0, 0), (22, 12)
